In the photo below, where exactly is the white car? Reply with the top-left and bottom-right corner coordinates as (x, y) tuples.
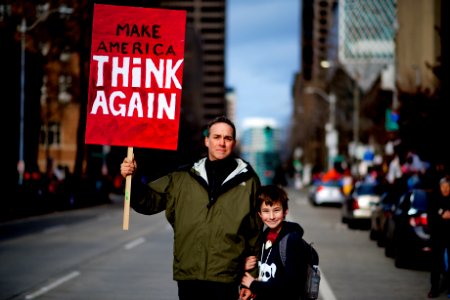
(309, 180), (345, 206)
(341, 182), (382, 229)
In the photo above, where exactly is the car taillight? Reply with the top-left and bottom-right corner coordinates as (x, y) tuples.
(317, 186), (324, 192)
(32, 172), (41, 180)
(351, 199), (359, 210)
(409, 213), (428, 227)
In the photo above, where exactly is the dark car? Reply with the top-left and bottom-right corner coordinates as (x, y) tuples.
(369, 186), (404, 246)
(341, 181), (383, 229)
(383, 189), (432, 269)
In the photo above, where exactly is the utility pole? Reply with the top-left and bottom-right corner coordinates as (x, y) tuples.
(16, 5), (73, 185)
(305, 87), (338, 171)
(352, 79), (360, 155)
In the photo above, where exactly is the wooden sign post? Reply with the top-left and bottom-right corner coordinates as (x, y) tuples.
(85, 4), (186, 230)
(123, 146), (133, 230)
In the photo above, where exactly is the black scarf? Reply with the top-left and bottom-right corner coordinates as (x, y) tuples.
(205, 156), (237, 206)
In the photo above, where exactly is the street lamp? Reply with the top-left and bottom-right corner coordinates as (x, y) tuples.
(304, 87), (338, 171)
(17, 5), (73, 185)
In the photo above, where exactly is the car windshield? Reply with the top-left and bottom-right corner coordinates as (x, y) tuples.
(355, 183), (378, 195)
(411, 190), (428, 210)
(320, 180), (341, 187)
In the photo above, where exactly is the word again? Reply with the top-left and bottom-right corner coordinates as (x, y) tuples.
(90, 91), (177, 120)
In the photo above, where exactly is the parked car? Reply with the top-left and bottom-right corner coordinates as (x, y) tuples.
(369, 184), (405, 246)
(383, 188), (432, 269)
(341, 181), (383, 229)
(308, 180), (345, 207)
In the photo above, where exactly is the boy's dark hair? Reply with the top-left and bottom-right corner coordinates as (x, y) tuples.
(205, 115), (236, 140)
(257, 184), (289, 212)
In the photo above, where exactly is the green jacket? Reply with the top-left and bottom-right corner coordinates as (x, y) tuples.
(131, 157), (262, 283)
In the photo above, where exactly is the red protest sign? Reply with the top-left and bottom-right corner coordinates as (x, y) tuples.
(86, 4), (186, 150)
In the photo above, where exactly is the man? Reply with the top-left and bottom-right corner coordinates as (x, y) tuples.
(120, 116), (262, 300)
(428, 176), (450, 298)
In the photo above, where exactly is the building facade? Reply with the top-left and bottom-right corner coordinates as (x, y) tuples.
(240, 118), (283, 185)
(290, 0), (448, 178)
(4, 1), (227, 201)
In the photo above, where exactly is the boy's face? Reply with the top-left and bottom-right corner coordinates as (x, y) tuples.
(258, 201), (288, 231)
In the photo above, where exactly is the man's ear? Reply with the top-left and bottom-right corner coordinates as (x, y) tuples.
(204, 136), (209, 147)
(284, 209), (289, 219)
(258, 211), (262, 219)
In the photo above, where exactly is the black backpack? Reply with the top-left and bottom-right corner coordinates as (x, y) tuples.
(279, 233), (320, 300)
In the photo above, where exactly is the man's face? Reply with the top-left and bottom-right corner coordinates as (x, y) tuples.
(440, 182), (450, 197)
(205, 122), (235, 161)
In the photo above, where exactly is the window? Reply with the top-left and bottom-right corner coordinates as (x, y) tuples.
(40, 122), (61, 148)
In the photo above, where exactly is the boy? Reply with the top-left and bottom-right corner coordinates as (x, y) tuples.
(240, 185), (308, 300)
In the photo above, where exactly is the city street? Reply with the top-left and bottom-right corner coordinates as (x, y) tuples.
(0, 187), (445, 300)
(4, 2), (448, 299)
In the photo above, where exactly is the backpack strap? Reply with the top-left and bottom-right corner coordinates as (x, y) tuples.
(279, 233), (319, 267)
(309, 241), (319, 266)
(279, 233), (289, 267)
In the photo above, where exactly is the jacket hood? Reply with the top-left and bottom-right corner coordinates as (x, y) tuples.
(280, 220), (304, 238)
(191, 157), (255, 184)
(188, 156), (260, 208)
(261, 220), (304, 243)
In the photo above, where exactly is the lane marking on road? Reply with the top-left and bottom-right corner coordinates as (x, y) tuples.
(319, 267), (338, 300)
(294, 197), (309, 205)
(24, 270), (80, 299)
(124, 237), (146, 250)
(43, 225), (68, 234)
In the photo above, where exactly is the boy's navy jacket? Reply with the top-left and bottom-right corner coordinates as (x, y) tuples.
(250, 220), (308, 300)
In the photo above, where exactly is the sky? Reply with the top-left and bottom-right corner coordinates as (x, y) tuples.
(226, 0), (301, 134)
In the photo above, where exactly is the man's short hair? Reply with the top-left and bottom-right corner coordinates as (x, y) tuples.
(440, 176), (450, 186)
(206, 115), (236, 140)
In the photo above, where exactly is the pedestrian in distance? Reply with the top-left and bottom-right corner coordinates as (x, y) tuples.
(428, 175), (450, 298)
(240, 185), (308, 300)
(120, 115), (262, 300)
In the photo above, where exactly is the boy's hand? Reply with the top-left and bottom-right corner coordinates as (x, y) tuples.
(241, 272), (256, 293)
(239, 286), (254, 300)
